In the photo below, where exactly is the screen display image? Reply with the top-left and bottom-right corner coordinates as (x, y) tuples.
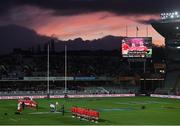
(122, 37), (152, 58)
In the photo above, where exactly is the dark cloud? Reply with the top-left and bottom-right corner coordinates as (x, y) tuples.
(0, 24), (122, 54)
(0, 0), (180, 16)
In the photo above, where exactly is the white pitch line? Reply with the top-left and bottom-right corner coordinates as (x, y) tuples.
(29, 111), (62, 115)
(10, 118), (18, 122)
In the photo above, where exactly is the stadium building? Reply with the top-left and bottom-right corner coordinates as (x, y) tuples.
(152, 12), (180, 93)
(0, 48), (166, 98)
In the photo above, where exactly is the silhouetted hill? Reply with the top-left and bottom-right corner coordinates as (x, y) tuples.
(55, 35), (123, 51)
(0, 25), (50, 54)
(0, 25), (163, 54)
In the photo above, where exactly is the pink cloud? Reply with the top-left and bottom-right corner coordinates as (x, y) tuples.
(35, 12), (164, 45)
(0, 5), (164, 46)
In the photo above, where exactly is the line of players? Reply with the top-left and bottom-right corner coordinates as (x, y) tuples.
(71, 107), (100, 123)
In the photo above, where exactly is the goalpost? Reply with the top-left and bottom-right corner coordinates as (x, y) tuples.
(47, 43), (68, 98)
(47, 44), (50, 98)
(64, 45), (68, 98)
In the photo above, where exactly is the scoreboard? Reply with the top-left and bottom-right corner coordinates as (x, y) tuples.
(122, 37), (152, 58)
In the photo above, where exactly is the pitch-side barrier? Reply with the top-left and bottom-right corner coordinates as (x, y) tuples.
(151, 94), (180, 99)
(0, 94), (135, 100)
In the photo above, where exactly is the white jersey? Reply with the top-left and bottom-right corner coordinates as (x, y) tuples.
(17, 102), (21, 110)
(50, 104), (55, 109)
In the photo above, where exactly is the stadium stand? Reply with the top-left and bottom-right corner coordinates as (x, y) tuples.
(0, 50), (166, 96)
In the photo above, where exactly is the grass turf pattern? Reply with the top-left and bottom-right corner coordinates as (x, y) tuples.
(0, 96), (180, 125)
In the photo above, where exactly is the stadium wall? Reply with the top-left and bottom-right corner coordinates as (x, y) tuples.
(0, 94), (135, 100)
(151, 94), (180, 99)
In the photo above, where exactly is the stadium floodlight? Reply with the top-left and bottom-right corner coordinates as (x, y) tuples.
(161, 11), (180, 19)
(171, 15), (174, 18)
(175, 11), (178, 15)
(176, 26), (179, 30)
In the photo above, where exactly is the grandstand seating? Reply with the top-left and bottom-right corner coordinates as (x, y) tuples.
(0, 51), (165, 96)
(154, 88), (172, 95)
(0, 84), (140, 96)
(0, 53), (153, 78)
(165, 71), (180, 88)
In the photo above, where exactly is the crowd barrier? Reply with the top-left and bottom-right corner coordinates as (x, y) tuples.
(150, 94), (180, 99)
(0, 94), (135, 100)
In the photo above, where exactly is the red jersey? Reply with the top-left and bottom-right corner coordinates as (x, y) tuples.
(122, 43), (130, 51)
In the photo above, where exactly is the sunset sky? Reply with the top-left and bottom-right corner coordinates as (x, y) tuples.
(1, 0), (180, 46)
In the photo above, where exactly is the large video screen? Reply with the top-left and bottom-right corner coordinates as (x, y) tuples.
(122, 37), (152, 58)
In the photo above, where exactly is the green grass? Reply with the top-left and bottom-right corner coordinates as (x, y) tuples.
(0, 96), (180, 125)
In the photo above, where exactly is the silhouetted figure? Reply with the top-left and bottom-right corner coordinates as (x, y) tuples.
(22, 102), (25, 110)
(141, 105), (146, 109)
